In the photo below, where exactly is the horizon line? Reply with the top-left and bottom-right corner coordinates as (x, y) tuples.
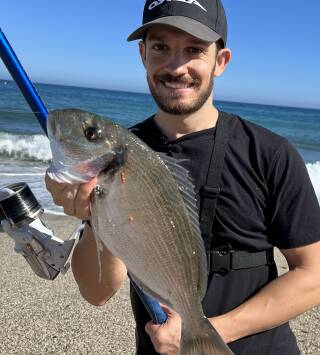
(0, 77), (319, 112)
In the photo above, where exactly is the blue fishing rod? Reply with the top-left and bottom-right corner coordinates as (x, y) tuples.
(0, 29), (48, 134)
(0, 28), (167, 324)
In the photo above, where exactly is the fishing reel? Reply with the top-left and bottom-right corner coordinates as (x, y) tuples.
(0, 182), (82, 280)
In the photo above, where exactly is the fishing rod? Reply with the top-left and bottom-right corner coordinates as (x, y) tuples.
(0, 29), (48, 134)
(0, 28), (167, 324)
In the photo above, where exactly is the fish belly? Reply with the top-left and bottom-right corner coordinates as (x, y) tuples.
(91, 153), (206, 314)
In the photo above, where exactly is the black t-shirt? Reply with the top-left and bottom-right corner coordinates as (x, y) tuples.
(129, 111), (320, 355)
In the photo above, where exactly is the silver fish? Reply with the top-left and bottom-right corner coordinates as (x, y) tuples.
(47, 108), (233, 355)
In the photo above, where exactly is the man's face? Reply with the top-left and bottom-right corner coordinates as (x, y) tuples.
(140, 25), (218, 115)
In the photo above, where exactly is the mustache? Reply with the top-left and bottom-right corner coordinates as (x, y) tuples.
(155, 74), (200, 86)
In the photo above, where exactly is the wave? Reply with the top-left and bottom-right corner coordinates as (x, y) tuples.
(0, 173), (45, 176)
(307, 161), (320, 204)
(0, 132), (52, 162)
(0, 131), (319, 203)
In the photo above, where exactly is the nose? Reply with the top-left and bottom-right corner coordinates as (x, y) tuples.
(165, 51), (189, 76)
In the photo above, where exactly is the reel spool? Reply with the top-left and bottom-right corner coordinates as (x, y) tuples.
(0, 182), (43, 227)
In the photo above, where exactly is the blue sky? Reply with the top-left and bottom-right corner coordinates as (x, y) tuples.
(0, 0), (319, 109)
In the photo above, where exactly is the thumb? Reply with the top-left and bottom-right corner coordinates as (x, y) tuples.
(160, 304), (178, 318)
(84, 177), (98, 191)
(145, 320), (161, 336)
(78, 177), (98, 198)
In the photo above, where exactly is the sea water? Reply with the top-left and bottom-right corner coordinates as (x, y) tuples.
(0, 79), (319, 215)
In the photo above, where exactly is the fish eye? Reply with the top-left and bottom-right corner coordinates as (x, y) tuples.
(84, 126), (101, 142)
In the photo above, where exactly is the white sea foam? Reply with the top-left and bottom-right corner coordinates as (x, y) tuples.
(0, 173), (45, 176)
(307, 161), (320, 205)
(0, 132), (52, 162)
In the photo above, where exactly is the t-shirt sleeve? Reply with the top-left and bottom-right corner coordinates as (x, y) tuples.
(267, 141), (320, 248)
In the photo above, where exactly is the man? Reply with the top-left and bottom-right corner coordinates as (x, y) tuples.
(46, 0), (320, 354)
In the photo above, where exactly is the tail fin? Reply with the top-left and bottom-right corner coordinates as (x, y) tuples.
(180, 317), (234, 355)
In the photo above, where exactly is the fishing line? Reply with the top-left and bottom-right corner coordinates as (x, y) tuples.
(0, 109), (51, 114)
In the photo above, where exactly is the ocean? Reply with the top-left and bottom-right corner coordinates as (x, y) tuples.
(0, 79), (319, 215)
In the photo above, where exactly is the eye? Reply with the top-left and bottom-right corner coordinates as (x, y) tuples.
(152, 43), (169, 51)
(187, 47), (204, 54)
(84, 126), (101, 142)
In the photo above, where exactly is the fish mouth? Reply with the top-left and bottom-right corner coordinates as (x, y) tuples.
(47, 151), (117, 184)
(47, 141), (126, 184)
(47, 109), (126, 184)
(73, 153), (117, 178)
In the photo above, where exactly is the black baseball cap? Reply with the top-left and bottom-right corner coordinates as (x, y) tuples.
(127, 0), (227, 47)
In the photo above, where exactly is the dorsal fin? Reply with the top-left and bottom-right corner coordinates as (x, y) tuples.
(158, 153), (208, 301)
(158, 153), (201, 239)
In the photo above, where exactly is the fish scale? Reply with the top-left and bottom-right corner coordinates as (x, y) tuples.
(47, 108), (234, 355)
(93, 143), (207, 332)
(96, 148), (196, 308)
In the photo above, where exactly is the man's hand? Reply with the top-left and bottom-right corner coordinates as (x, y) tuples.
(208, 242), (320, 343)
(145, 304), (182, 355)
(45, 173), (97, 220)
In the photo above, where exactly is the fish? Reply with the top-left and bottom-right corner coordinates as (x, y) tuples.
(47, 108), (234, 355)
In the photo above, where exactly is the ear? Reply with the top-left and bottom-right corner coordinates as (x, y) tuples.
(139, 41), (147, 68)
(214, 48), (232, 77)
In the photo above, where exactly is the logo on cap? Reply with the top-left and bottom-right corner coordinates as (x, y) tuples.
(148, 0), (207, 13)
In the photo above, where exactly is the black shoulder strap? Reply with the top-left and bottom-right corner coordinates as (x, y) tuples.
(200, 112), (232, 249)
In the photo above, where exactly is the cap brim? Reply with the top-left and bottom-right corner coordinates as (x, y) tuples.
(127, 16), (221, 43)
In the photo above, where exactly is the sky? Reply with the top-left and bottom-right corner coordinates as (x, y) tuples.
(0, 0), (319, 109)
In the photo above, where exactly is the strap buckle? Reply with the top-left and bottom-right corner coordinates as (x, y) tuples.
(207, 249), (233, 273)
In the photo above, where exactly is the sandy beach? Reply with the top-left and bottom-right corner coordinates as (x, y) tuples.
(0, 214), (319, 355)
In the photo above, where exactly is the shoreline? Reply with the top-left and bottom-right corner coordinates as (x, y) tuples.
(0, 214), (319, 354)
(1, 78), (320, 111)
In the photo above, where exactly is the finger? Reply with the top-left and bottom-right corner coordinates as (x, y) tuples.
(75, 203), (91, 221)
(44, 173), (52, 191)
(76, 178), (98, 205)
(145, 321), (152, 336)
(74, 178), (97, 219)
(159, 303), (177, 317)
(145, 321), (160, 336)
(61, 185), (78, 216)
(45, 172), (63, 193)
(45, 174), (67, 206)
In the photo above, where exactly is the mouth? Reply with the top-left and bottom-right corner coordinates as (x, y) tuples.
(47, 155), (112, 184)
(160, 80), (195, 90)
(48, 141), (125, 184)
(74, 153), (115, 177)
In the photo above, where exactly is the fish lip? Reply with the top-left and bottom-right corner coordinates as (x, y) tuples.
(47, 155), (113, 184)
(47, 110), (127, 180)
(74, 153), (115, 177)
(73, 148), (126, 179)
(48, 142), (118, 182)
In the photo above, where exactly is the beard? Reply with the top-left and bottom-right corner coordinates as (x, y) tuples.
(147, 69), (215, 115)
